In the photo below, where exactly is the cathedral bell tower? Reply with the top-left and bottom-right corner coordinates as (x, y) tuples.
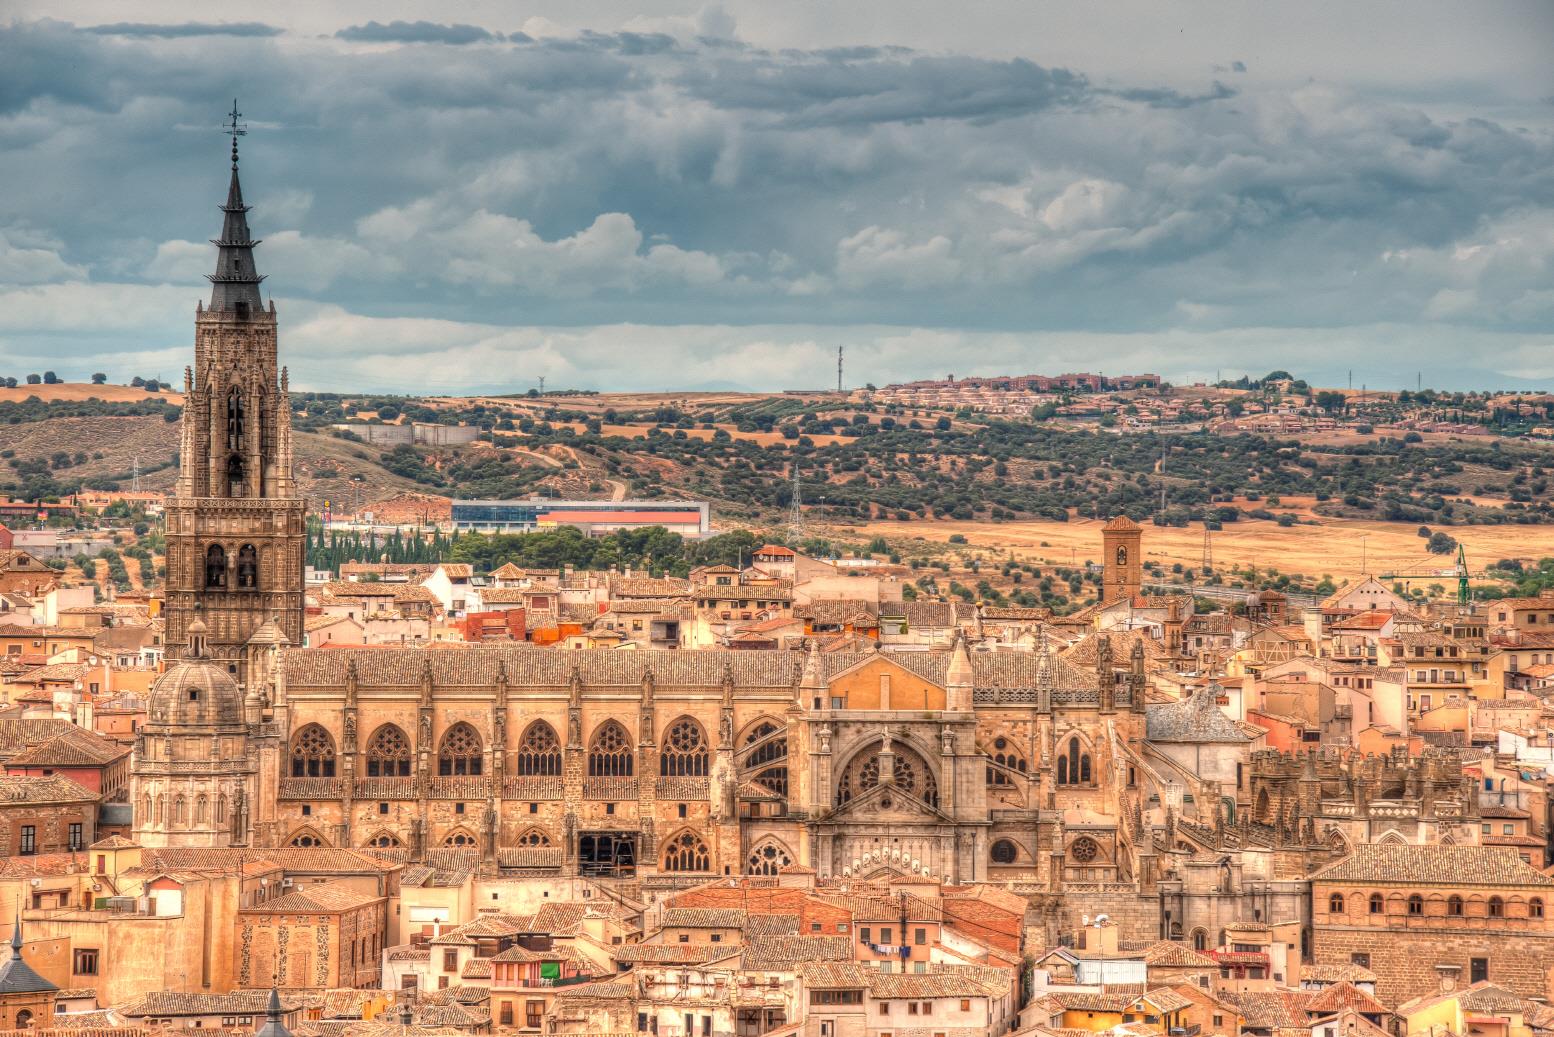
(163, 103), (305, 687)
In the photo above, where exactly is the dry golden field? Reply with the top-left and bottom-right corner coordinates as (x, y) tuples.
(0, 382), (184, 404)
(860, 514), (1554, 584)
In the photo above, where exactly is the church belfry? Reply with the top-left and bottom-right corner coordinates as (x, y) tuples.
(164, 102), (305, 683)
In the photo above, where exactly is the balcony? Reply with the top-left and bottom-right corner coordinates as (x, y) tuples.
(656, 777), (710, 799)
(427, 777), (491, 800)
(278, 777), (343, 800)
(582, 776), (637, 800)
(353, 777), (417, 799)
(502, 777), (564, 801)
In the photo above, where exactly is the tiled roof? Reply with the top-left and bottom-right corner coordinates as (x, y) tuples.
(741, 935), (851, 971)
(1312, 844), (1554, 887)
(1047, 990), (1135, 1012)
(244, 882), (383, 914)
(141, 847), (400, 875)
(121, 991), (304, 1016)
(742, 914), (800, 938)
(610, 944), (733, 964)
(1306, 982), (1389, 1017)
(1143, 941), (1218, 968)
(6, 732), (126, 767)
(458, 959), (491, 979)
(661, 907), (746, 929)
(0, 774), (97, 805)
(1147, 685), (1250, 743)
(1301, 962), (1378, 984)
(1228, 992), (1315, 1029)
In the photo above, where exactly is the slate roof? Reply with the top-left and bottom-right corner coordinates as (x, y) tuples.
(281, 645), (1099, 693)
(1311, 845), (1554, 887)
(0, 931), (56, 995)
(1147, 685), (1251, 743)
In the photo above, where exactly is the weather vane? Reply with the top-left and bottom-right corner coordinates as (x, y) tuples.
(225, 98), (246, 168)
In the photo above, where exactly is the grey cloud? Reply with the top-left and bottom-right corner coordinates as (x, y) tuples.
(335, 21), (502, 45)
(83, 21), (282, 38)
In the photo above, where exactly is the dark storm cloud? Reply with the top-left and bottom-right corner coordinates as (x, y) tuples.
(1, 16), (1552, 390)
(335, 21), (502, 45)
(84, 21), (282, 38)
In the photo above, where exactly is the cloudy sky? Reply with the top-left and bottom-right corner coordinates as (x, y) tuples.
(2, 2), (1553, 393)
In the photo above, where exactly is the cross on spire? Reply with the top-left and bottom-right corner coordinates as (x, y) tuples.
(225, 99), (246, 169)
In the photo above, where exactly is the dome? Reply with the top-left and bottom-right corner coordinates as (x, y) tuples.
(149, 618), (244, 727)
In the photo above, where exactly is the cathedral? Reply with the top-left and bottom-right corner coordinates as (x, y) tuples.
(130, 125), (1180, 905)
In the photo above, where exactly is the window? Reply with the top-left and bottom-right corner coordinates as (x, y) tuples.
(881, 928), (893, 945)
(587, 721), (633, 776)
(19, 826), (35, 855)
(366, 725), (412, 777)
(68, 823), (82, 851)
(204, 544), (227, 589)
(662, 830), (710, 872)
(1448, 896), (1464, 916)
(880, 1004), (890, 1016)
(915, 928), (926, 945)
(516, 722), (561, 775)
(438, 723), (483, 776)
(236, 544), (258, 589)
(74, 949), (99, 975)
(1408, 895), (1423, 915)
(443, 950), (458, 971)
(860, 927), (871, 944)
(1350, 953), (1370, 968)
(1368, 893), (1383, 914)
(1471, 957), (1488, 983)
(1056, 736), (1091, 785)
(1504, 824), (1516, 836)
(1489, 896), (1504, 918)
(990, 839), (1017, 864)
(1328, 893), (1344, 914)
(660, 717), (709, 777)
(498, 1003), (513, 1026)
(1532, 898), (1545, 918)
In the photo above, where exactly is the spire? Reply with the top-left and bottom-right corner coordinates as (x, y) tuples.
(207, 100), (266, 316)
(255, 987), (291, 1037)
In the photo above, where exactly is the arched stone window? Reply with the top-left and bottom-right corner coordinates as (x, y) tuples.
(15, 1011), (32, 1030)
(366, 833), (400, 848)
(1056, 736), (1091, 785)
(660, 717), (709, 777)
(1328, 893), (1344, 914)
(1489, 896), (1505, 918)
(438, 723), (483, 776)
(662, 829), (710, 872)
(195, 795), (208, 824)
(516, 828), (551, 847)
(290, 829), (324, 848)
(1448, 895), (1464, 916)
(142, 793), (153, 826)
(205, 544), (227, 589)
(236, 544), (258, 589)
(1070, 836), (1100, 864)
(215, 794), (227, 824)
(443, 830), (477, 847)
(1408, 894), (1423, 915)
(747, 840), (792, 876)
(516, 722), (561, 776)
(587, 721), (633, 777)
(837, 744), (938, 808)
(742, 721), (788, 797)
(1368, 893), (1384, 914)
(1533, 897), (1545, 919)
(990, 839), (1018, 865)
(366, 725), (412, 777)
(986, 736), (1028, 787)
(173, 794), (187, 826)
(1192, 928), (1208, 951)
(290, 724), (337, 777)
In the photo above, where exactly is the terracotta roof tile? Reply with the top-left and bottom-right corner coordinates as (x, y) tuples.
(1312, 844), (1554, 887)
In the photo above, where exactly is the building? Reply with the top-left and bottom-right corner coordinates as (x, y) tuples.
(1311, 844), (1554, 1002)
(0, 776), (97, 855)
(0, 925), (56, 1031)
(1102, 516), (1143, 603)
(161, 129), (305, 681)
(449, 499), (711, 537)
(237, 882), (387, 989)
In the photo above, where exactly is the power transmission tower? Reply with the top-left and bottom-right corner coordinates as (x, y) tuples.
(787, 466), (805, 542)
(837, 346), (844, 393)
(131, 456), (141, 494)
(1202, 525), (1213, 574)
(538, 376), (545, 395)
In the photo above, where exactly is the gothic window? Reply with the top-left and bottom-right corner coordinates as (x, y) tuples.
(662, 830), (710, 872)
(366, 725), (412, 778)
(1328, 893), (1345, 914)
(1448, 895), (1464, 916)
(516, 722), (561, 776)
(747, 840), (792, 876)
(216, 794), (227, 824)
(836, 744), (938, 808)
(227, 453), (245, 494)
(1056, 737), (1091, 786)
(366, 834), (401, 848)
(227, 388), (245, 450)
(236, 544), (258, 590)
(438, 723), (483, 776)
(443, 830), (477, 847)
(173, 794), (187, 826)
(1070, 837), (1099, 863)
(986, 736), (1027, 787)
(516, 828), (551, 847)
(660, 717), (709, 777)
(290, 724), (337, 777)
(195, 795), (208, 824)
(587, 721), (633, 777)
(743, 721), (788, 798)
(290, 830), (324, 848)
(205, 544), (227, 589)
(990, 839), (1018, 865)
(1192, 928), (1208, 951)
(141, 794), (152, 826)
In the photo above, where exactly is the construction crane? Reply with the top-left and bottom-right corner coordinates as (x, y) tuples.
(1378, 545), (1489, 606)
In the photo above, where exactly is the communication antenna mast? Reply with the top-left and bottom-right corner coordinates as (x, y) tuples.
(837, 346), (844, 393)
(787, 465), (805, 542)
(537, 376), (545, 395)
